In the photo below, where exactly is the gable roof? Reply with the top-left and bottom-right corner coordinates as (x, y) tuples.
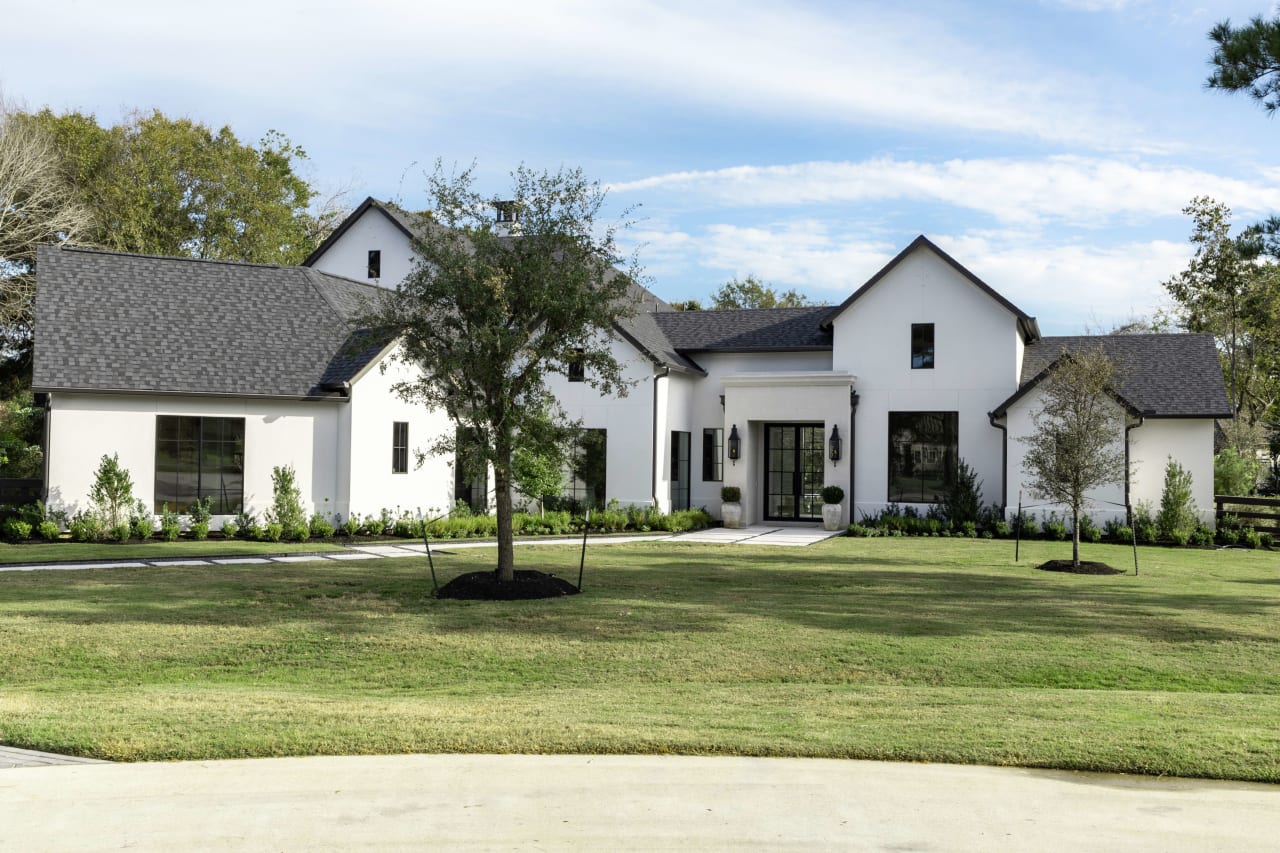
(33, 246), (387, 400)
(991, 333), (1231, 419)
(303, 197), (698, 374)
(653, 306), (833, 352)
(820, 235), (1041, 341)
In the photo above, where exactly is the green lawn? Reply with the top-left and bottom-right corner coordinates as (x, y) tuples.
(1, 537), (1278, 781)
(0, 539), (346, 564)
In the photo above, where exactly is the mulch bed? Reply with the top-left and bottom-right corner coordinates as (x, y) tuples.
(436, 569), (581, 600)
(1036, 559), (1124, 575)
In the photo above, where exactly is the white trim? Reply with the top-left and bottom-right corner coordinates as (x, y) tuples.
(722, 371), (856, 389)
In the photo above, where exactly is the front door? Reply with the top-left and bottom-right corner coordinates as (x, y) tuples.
(764, 424), (824, 521)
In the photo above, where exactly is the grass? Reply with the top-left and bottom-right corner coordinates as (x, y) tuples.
(0, 539), (346, 564)
(1, 537), (1278, 781)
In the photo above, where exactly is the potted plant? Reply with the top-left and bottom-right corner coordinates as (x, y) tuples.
(820, 485), (845, 532)
(721, 486), (743, 529)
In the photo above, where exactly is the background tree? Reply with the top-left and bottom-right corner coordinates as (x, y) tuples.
(1207, 14), (1280, 113)
(710, 275), (818, 309)
(0, 102), (91, 393)
(359, 162), (638, 582)
(1162, 197), (1280, 453)
(1020, 348), (1129, 568)
(21, 109), (327, 264)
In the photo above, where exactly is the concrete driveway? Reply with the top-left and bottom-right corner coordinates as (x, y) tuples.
(2, 754), (1277, 851)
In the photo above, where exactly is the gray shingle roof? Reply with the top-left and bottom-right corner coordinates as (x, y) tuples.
(653, 306), (833, 352)
(33, 246), (387, 399)
(995, 333), (1231, 418)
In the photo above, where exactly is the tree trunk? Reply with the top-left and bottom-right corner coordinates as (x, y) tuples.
(494, 448), (515, 583)
(1072, 506), (1081, 568)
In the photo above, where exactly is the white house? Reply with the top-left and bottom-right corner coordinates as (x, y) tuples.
(33, 199), (1231, 527)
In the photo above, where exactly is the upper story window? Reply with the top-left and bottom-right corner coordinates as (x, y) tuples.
(568, 348), (585, 382)
(368, 250), (381, 279)
(911, 323), (934, 369)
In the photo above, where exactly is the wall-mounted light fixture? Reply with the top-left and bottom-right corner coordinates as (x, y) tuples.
(829, 424), (842, 465)
(727, 424), (741, 464)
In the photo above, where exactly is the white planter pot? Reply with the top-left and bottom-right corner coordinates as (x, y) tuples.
(722, 502), (743, 529)
(822, 503), (843, 532)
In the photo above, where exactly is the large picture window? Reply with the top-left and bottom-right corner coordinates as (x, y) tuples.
(154, 416), (244, 514)
(671, 431), (691, 511)
(887, 412), (957, 503)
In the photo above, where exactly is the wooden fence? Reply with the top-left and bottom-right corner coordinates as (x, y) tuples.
(1215, 495), (1280, 536)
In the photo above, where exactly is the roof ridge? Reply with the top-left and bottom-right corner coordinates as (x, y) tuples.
(52, 244), (302, 271)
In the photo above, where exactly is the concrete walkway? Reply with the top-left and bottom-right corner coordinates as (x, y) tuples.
(2, 754), (1277, 850)
(0, 745), (107, 769)
(0, 526), (841, 573)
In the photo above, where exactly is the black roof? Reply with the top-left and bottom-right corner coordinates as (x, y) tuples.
(33, 246), (387, 399)
(992, 334), (1231, 419)
(653, 307), (833, 352)
(820, 235), (1041, 341)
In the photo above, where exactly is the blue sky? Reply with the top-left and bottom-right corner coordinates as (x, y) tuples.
(6, 0), (1280, 333)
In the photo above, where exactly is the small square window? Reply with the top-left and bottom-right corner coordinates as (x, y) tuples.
(392, 421), (408, 474)
(568, 348), (585, 382)
(911, 323), (934, 369)
(368, 249), (381, 279)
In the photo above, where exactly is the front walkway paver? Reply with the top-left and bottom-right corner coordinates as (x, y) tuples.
(2, 754), (1277, 851)
(668, 524), (843, 546)
(0, 745), (107, 769)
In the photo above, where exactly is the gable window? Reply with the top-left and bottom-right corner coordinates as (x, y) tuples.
(702, 428), (723, 482)
(392, 421), (409, 474)
(154, 416), (244, 514)
(568, 348), (585, 382)
(911, 323), (934, 369)
(368, 249), (381, 279)
(887, 411), (957, 503)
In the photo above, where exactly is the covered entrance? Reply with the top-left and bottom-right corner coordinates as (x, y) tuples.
(763, 423), (824, 521)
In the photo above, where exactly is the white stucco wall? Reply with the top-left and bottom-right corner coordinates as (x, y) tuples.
(830, 247), (1023, 519)
(46, 393), (343, 523)
(1130, 418), (1216, 525)
(345, 347), (455, 521)
(543, 333), (659, 508)
(307, 207), (416, 288)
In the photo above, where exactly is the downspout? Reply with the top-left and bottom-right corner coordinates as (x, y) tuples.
(651, 367), (669, 508)
(849, 390), (859, 522)
(1124, 414), (1145, 508)
(987, 411), (1007, 513)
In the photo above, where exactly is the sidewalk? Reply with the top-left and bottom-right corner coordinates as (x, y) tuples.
(3, 754), (1277, 850)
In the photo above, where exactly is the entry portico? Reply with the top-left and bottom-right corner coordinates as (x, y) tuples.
(721, 372), (855, 527)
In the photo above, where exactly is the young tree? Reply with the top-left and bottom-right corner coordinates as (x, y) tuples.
(1020, 348), (1129, 568)
(88, 453), (135, 529)
(710, 275), (818, 309)
(358, 162), (639, 582)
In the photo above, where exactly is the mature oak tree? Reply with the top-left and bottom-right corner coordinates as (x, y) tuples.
(358, 163), (639, 582)
(1021, 347), (1129, 569)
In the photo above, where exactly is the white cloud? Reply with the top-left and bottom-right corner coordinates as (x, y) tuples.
(645, 219), (1189, 333)
(5, 1), (1145, 150)
(611, 156), (1280, 226)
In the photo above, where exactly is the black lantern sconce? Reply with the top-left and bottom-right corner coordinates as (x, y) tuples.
(727, 424), (741, 465)
(829, 424), (842, 465)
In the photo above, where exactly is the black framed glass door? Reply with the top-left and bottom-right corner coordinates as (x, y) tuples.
(764, 424), (824, 521)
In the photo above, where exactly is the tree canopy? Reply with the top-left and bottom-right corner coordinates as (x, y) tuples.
(1207, 14), (1280, 113)
(20, 109), (327, 264)
(710, 275), (817, 309)
(357, 162), (639, 581)
(1020, 347), (1129, 568)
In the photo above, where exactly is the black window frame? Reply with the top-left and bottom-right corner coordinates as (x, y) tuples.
(671, 431), (691, 511)
(701, 427), (723, 482)
(567, 348), (585, 382)
(911, 323), (935, 370)
(154, 415), (245, 514)
(887, 411), (958, 504)
(562, 428), (607, 510)
(367, 249), (381, 279)
(392, 421), (409, 474)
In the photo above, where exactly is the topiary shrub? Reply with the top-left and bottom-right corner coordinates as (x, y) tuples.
(821, 485), (845, 504)
(721, 486), (741, 503)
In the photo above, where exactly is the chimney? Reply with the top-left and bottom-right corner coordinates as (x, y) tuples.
(494, 200), (521, 236)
